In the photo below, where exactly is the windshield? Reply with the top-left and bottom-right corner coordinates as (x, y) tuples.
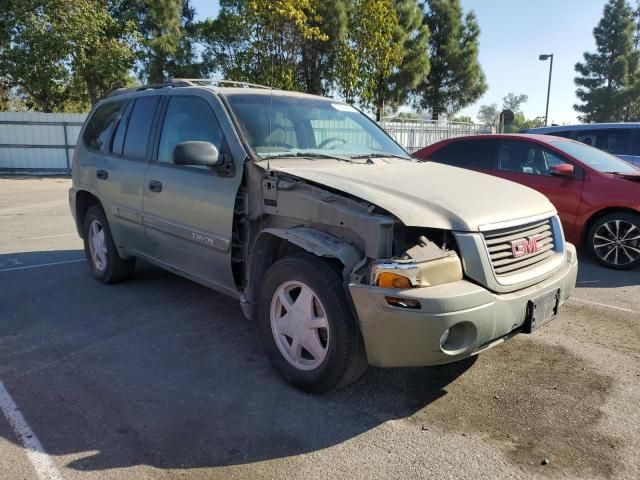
(224, 93), (410, 160)
(550, 139), (639, 173)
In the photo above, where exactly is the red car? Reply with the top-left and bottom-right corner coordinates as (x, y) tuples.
(415, 134), (640, 270)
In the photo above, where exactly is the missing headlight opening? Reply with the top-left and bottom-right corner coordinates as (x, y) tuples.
(371, 230), (463, 288)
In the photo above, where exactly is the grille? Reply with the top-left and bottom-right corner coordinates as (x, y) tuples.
(483, 218), (557, 277)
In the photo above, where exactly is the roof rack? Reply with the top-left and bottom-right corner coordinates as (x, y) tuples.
(106, 80), (193, 98)
(171, 78), (274, 90)
(106, 78), (274, 99)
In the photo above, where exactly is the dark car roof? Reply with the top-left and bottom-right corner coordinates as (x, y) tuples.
(527, 123), (640, 133)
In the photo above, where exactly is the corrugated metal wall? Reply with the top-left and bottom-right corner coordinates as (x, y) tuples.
(0, 112), (87, 174)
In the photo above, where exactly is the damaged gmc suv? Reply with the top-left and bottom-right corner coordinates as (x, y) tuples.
(69, 80), (578, 392)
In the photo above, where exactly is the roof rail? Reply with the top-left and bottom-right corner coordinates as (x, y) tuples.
(106, 80), (193, 98)
(171, 78), (274, 90)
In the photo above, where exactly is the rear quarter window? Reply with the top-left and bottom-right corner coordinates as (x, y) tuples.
(82, 101), (125, 152)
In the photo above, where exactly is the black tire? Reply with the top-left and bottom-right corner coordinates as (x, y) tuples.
(587, 212), (640, 270)
(82, 205), (135, 283)
(257, 253), (368, 393)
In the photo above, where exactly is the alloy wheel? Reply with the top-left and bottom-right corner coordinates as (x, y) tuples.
(270, 280), (330, 371)
(88, 219), (108, 271)
(592, 219), (640, 267)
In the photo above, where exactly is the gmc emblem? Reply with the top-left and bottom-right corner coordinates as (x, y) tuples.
(511, 236), (541, 258)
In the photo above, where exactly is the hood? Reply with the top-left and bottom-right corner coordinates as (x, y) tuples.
(263, 158), (556, 232)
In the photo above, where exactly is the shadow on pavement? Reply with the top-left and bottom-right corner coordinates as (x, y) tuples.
(576, 251), (639, 289)
(0, 250), (475, 471)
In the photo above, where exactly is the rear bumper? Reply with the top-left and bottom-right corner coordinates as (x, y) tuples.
(349, 244), (578, 367)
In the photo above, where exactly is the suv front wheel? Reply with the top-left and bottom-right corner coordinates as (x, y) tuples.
(82, 205), (135, 283)
(587, 212), (640, 270)
(258, 253), (367, 393)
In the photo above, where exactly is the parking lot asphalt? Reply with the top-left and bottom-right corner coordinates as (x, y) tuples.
(0, 177), (639, 480)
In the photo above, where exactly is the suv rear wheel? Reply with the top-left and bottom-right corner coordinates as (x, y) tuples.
(258, 253), (367, 393)
(82, 205), (135, 283)
(587, 212), (640, 270)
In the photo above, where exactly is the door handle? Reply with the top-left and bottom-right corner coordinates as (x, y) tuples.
(96, 169), (108, 180)
(148, 180), (163, 193)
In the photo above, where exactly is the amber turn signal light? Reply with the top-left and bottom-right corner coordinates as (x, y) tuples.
(377, 272), (412, 289)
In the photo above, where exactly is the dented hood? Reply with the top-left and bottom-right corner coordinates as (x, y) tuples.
(263, 158), (556, 232)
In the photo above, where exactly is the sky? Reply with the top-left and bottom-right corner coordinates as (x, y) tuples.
(189, 0), (607, 124)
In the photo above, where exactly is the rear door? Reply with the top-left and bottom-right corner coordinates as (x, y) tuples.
(141, 90), (243, 296)
(492, 139), (584, 239)
(425, 139), (498, 174)
(92, 95), (160, 254)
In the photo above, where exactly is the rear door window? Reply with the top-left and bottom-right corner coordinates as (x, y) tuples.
(428, 140), (496, 169)
(122, 96), (160, 160)
(575, 129), (632, 156)
(83, 101), (125, 152)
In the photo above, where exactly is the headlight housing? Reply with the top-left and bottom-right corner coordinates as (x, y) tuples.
(371, 252), (463, 288)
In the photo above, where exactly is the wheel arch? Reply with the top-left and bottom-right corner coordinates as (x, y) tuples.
(242, 227), (364, 320)
(75, 190), (104, 236)
(581, 207), (640, 245)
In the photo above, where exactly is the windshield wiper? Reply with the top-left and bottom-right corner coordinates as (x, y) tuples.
(262, 152), (356, 163)
(349, 152), (411, 161)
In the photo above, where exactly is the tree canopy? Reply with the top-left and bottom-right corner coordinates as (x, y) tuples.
(0, 0), (489, 118)
(574, 0), (640, 122)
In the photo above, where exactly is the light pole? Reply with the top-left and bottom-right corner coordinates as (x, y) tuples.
(539, 54), (554, 126)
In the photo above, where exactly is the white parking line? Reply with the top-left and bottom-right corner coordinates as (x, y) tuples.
(0, 259), (85, 273)
(0, 258), (86, 273)
(26, 234), (76, 240)
(568, 297), (638, 315)
(0, 380), (64, 480)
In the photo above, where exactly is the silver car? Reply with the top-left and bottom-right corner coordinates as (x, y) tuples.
(69, 79), (578, 392)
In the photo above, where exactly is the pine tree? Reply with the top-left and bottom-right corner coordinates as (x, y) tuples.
(574, 0), (639, 122)
(417, 0), (486, 120)
(377, 0), (431, 116)
(299, 0), (353, 95)
(119, 0), (202, 83)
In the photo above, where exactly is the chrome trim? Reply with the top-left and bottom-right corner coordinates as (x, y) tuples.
(479, 214), (566, 287)
(478, 211), (558, 232)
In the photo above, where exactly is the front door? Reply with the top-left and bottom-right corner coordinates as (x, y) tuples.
(492, 139), (584, 239)
(142, 91), (242, 296)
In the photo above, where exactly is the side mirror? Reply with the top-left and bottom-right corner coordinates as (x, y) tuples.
(550, 163), (574, 177)
(173, 141), (221, 167)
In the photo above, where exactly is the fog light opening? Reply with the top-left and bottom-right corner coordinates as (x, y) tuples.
(440, 321), (477, 355)
(385, 296), (421, 309)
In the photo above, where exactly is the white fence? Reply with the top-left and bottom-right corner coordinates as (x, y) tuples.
(0, 112), (87, 174)
(380, 119), (493, 153)
(0, 112), (491, 174)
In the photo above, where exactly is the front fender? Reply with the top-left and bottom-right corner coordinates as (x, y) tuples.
(261, 227), (363, 273)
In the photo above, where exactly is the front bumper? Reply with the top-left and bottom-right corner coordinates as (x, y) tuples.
(349, 244), (578, 367)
